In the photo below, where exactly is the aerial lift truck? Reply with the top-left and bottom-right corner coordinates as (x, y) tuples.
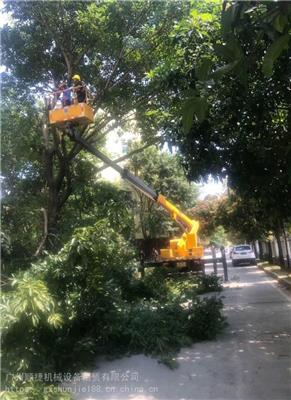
(48, 95), (204, 271)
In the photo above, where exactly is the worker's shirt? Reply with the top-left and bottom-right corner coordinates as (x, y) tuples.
(73, 81), (86, 102)
(63, 88), (71, 103)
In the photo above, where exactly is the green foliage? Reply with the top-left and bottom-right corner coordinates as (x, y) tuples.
(1, 219), (138, 377)
(1, 276), (62, 332)
(121, 274), (225, 360)
(102, 277), (225, 364)
(1, 276), (64, 382)
(208, 226), (228, 248)
(182, 96), (208, 133)
(1, 76), (44, 268)
(2, 0), (189, 255)
(2, 220), (226, 378)
(142, 269), (223, 302)
(189, 197), (221, 241)
(216, 193), (272, 242)
(190, 191), (275, 244)
(144, 1), (291, 236)
(196, 57), (213, 81)
(124, 301), (191, 356)
(187, 297), (226, 341)
(262, 34), (290, 77)
(196, 273), (222, 294)
(37, 220), (139, 322)
(2, 0), (185, 121)
(61, 179), (134, 243)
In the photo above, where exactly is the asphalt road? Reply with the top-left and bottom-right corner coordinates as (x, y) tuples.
(63, 262), (291, 400)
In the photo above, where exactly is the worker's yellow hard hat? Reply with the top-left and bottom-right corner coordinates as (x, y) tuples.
(72, 74), (81, 81)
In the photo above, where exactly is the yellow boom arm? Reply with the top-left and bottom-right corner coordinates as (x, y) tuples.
(70, 133), (203, 261)
(156, 194), (202, 260)
(157, 194), (199, 234)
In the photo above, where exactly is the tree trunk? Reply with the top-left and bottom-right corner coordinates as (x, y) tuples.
(274, 229), (285, 267)
(283, 225), (290, 269)
(252, 240), (258, 258)
(47, 188), (61, 245)
(267, 240), (273, 264)
(258, 240), (264, 260)
(36, 124), (75, 254)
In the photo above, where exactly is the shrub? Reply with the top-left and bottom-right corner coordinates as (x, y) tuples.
(141, 270), (222, 303)
(31, 219), (139, 320)
(1, 275), (63, 332)
(186, 297), (227, 341)
(1, 219), (227, 380)
(124, 301), (191, 356)
(1, 220), (140, 376)
(141, 268), (170, 301)
(1, 275), (63, 375)
(103, 296), (226, 365)
(196, 273), (223, 294)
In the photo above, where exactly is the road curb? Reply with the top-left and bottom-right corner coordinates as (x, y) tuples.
(258, 263), (291, 291)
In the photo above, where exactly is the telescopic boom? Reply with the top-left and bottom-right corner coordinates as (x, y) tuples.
(71, 132), (203, 261)
(73, 133), (158, 201)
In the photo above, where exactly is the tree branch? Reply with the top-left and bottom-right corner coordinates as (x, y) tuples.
(34, 208), (48, 257)
(95, 136), (163, 173)
(100, 2), (153, 96)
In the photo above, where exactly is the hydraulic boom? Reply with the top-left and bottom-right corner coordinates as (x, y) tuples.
(71, 132), (204, 264)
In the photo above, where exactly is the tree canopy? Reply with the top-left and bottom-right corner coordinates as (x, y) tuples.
(140, 0), (291, 238)
(2, 0), (189, 250)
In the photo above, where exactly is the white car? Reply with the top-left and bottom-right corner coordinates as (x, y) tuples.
(231, 244), (256, 266)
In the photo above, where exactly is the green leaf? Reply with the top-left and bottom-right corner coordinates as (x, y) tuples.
(194, 97), (208, 123)
(196, 58), (213, 81)
(272, 14), (288, 33)
(34, 298), (46, 312)
(32, 314), (39, 327)
(182, 97), (208, 133)
(215, 36), (244, 62)
(211, 60), (239, 79)
(48, 313), (63, 328)
(262, 34), (290, 77)
(182, 99), (195, 134)
(200, 13), (213, 23)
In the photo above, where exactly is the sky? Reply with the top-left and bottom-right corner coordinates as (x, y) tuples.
(0, 2), (8, 27)
(197, 177), (226, 199)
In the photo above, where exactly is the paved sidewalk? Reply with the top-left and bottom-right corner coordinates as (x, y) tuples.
(257, 262), (291, 291)
(63, 264), (291, 400)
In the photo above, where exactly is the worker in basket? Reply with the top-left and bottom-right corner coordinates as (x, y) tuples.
(48, 75), (94, 129)
(61, 81), (72, 106)
(52, 81), (71, 109)
(72, 74), (87, 104)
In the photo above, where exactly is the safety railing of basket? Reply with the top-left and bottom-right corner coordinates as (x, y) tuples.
(46, 85), (93, 110)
